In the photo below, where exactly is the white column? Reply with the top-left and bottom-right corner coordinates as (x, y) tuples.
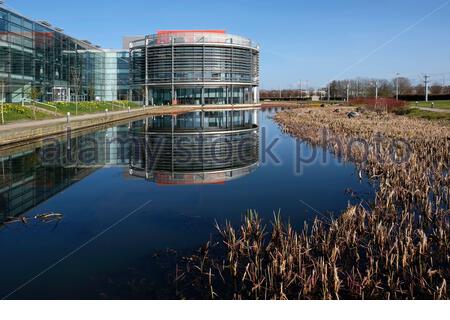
(145, 86), (149, 106)
(253, 108), (258, 126)
(252, 86), (259, 104)
(201, 87), (205, 105)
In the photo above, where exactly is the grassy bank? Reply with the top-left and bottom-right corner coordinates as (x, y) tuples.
(409, 100), (450, 110)
(1, 104), (50, 123)
(181, 109), (449, 300)
(1, 101), (142, 124)
(40, 101), (141, 115)
(405, 108), (450, 121)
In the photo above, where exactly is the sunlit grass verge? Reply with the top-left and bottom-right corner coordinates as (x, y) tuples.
(1, 104), (50, 123)
(409, 100), (450, 110)
(405, 108), (450, 121)
(179, 109), (449, 300)
(42, 101), (141, 115)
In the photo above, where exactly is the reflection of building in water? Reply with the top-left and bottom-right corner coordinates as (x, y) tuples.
(0, 110), (260, 222)
(42, 126), (131, 167)
(0, 125), (131, 223)
(0, 150), (98, 222)
(129, 109), (260, 185)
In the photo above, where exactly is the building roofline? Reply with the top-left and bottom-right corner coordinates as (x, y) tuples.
(130, 31), (260, 50)
(156, 30), (226, 35)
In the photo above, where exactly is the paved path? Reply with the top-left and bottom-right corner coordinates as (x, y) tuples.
(416, 107), (450, 113)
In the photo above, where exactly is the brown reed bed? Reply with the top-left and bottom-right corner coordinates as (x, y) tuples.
(178, 109), (449, 300)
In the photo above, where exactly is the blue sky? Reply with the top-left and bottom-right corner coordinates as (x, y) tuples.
(6, 0), (450, 89)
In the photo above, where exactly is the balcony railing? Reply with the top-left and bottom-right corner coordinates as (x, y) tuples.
(130, 33), (259, 50)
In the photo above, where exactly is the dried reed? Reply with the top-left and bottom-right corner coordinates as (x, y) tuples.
(179, 109), (449, 300)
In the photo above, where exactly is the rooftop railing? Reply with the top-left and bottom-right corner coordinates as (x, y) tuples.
(130, 33), (259, 50)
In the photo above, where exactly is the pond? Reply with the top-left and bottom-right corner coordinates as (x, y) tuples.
(0, 109), (374, 299)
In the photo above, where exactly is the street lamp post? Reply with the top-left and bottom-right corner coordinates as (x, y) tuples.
(396, 73), (400, 101)
(424, 75), (430, 103)
(372, 80), (378, 101)
(299, 80), (302, 100)
(346, 83), (350, 102)
(327, 83), (331, 102)
(375, 81), (379, 101)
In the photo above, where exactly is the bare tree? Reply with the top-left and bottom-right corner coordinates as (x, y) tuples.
(28, 86), (43, 120)
(396, 77), (413, 95)
(430, 83), (443, 95)
(70, 67), (81, 116)
(443, 85), (450, 94)
(30, 86), (42, 103)
(414, 84), (425, 95)
(261, 75), (447, 101)
(88, 84), (95, 101)
(377, 79), (394, 97)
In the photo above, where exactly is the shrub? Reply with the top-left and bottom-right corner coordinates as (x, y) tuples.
(349, 98), (408, 114)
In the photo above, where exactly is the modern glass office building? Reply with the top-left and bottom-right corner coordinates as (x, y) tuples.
(129, 30), (260, 106)
(1, 5), (261, 107)
(0, 5), (129, 103)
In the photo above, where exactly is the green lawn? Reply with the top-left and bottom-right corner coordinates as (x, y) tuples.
(0, 101), (143, 125)
(1, 104), (50, 123)
(405, 108), (450, 121)
(409, 100), (450, 110)
(40, 101), (142, 116)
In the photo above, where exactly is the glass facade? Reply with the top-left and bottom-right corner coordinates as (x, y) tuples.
(130, 31), (260, 106)
(102, 50), (130, 101)
(0, 6), (129, 103)
(0, 8), (260, 106)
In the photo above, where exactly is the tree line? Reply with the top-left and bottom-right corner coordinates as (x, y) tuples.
(261, 77), (450, 100)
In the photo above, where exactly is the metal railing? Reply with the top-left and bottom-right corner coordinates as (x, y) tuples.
(22, 98), (59, 117)
(131, 32), (259, 50)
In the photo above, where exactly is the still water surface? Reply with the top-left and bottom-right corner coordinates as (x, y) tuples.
(0, 109), (373, 299)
